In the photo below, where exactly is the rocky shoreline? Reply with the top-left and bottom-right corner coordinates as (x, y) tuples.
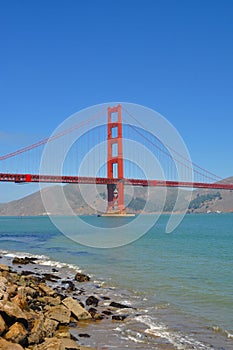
(0, 256), (133, 350)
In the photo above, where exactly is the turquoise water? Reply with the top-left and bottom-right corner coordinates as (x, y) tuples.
(0, 214), (233, 349)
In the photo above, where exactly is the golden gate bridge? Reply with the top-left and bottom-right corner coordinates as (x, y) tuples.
(1, 104), (233, 213)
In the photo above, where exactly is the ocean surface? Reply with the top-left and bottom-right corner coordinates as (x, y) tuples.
(0, 214), (233, 349)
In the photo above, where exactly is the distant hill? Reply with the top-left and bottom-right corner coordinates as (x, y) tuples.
(187, 176), (233, 214)
(0, 185), (93, 216)
(0, 177), (232, 216)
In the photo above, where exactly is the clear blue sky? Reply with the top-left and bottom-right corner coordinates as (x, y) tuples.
(0, 0), (233, 202)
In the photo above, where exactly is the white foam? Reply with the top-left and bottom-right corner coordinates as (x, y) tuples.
(36, 259), (82, 272)
(94, 280), (104, 286)
(0, 250), (82, 272)
(115, 325), (146, 344)
(212, 325), (233, 339)
(127, 334), (144, 343)
(0, 250), (48, 260)
(120, 299), (132, 306)
(227, 331), (233, 339)
(135, 315), (212, 350)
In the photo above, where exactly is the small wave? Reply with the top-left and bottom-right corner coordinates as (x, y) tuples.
(126, 334), (145, 344)
(212, 325), (233, 339)
(114, 325), (145, 344)
(0, 250), (49, 260)
(135, 315), (212, 350)
(0, 249), (82, 272)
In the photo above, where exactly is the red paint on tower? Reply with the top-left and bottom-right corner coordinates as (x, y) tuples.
(107, 105), (125, 212)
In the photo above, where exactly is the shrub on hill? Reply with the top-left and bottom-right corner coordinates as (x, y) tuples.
(188, 192), (222, 210)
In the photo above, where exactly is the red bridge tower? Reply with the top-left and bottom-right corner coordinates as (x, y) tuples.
(107, 105), (125, 213)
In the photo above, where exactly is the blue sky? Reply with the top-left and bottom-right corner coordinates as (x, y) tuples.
(0, 0), (233, 202)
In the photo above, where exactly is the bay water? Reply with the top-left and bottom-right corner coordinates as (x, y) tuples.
(0, 214), (232, 349)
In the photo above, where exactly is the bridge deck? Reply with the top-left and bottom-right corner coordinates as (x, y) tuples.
(1, 173), (233, 190)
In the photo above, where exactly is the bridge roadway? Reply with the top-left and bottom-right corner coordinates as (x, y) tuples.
(1, 173), (233, 190)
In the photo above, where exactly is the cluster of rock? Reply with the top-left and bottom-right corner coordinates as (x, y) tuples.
(0, 258), (132, 350)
